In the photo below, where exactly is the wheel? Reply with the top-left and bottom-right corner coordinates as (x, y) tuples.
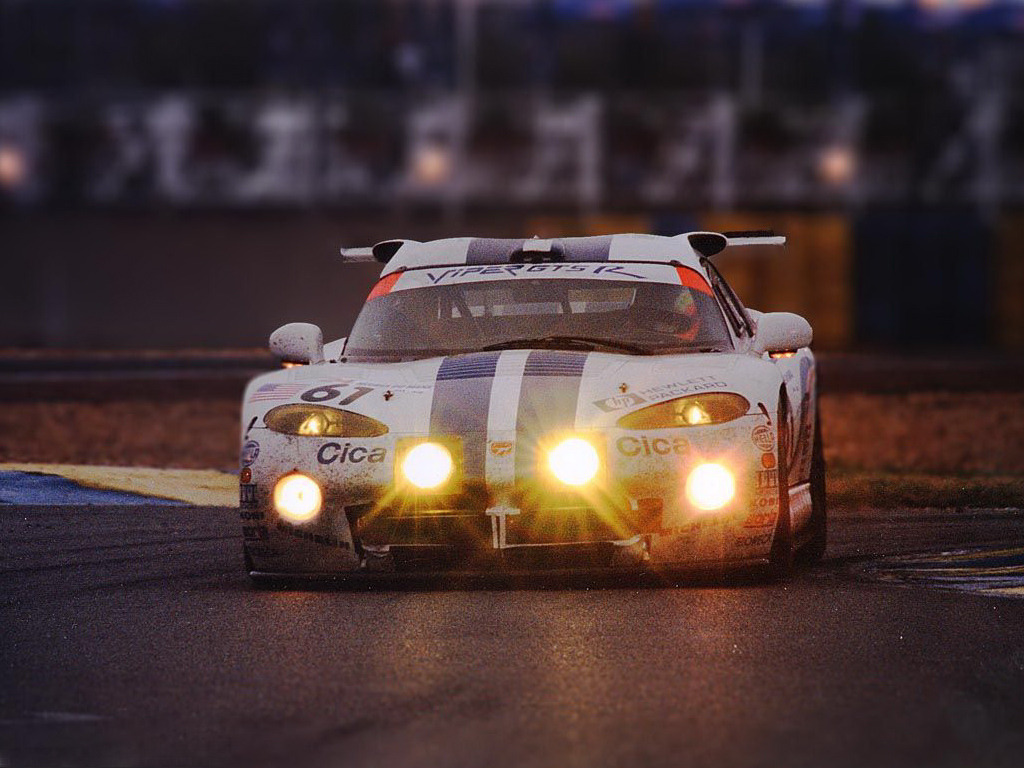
(765, 393), (793, 581)
(796, 405), (827, 564)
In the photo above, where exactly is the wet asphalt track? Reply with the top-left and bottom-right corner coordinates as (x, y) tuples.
(2, 505), (1024, 768)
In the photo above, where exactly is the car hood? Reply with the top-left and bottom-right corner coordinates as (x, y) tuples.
(243, 349), (781, 436)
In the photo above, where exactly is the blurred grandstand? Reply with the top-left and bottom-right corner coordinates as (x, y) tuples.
(1, 0), (1023, 350)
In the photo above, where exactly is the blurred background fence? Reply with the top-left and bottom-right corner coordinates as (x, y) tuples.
(1, 0), (1023, 350)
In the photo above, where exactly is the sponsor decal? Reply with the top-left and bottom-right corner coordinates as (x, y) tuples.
(634, 377), (728, 403)
(593, 393), (647, 412)
(490, 441), (513, 457)
(616, 435), (689, 457)
(317, 442), (387, 465)
(242, 525), (269, 542)
(756, 469), (779, 490)
(248, 383), (307, 403)
(661, 516), (729, 537)
(239, 508), (263, 521)
(743, 511), (776, 528)
(276, 522), (351, 549)
(424, 263), (647, 284)
(735, 532), (773, 548)
(751, 425), (775, 452)
(239, 483), (258, 507)
(761, 452), (776, 469)
(241, 440), (260, 467)
(754, 495), (779, 508)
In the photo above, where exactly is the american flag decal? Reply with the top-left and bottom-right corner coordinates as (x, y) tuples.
(248, 383), (307, 402)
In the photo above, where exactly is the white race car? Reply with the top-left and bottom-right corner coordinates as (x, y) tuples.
(239, 232), (825, 582)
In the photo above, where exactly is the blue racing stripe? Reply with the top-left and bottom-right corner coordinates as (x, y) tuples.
(515, 351), (588, 482)
(429, 352), (501, 480)
(436, 354), (501, 381)
(523, 352), (587, 377)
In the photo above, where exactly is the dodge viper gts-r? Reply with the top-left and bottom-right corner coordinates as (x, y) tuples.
(239, 232), (825, 582)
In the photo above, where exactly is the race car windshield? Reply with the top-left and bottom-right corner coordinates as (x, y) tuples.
(346, 277), (733, 360)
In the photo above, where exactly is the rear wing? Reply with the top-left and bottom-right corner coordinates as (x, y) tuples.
(687, 230), (786, 258)
(339, 231), (786, 266)
(339, 239), (417, 264)
(723, 230), (787, 247)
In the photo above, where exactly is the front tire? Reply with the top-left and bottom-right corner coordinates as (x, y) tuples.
(766, 394), (793, 581)
(796, 405), (827, 564)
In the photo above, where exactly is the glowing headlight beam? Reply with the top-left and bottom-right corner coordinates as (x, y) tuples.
(547, 437), (600, 487)
(685, 463), (735, 511)
(298, 414), (326, 435)
(402, 442), (454, 489)
(273, 473), (323, 523)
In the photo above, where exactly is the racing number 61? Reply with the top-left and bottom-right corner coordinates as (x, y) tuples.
(300, 384), (374, 405)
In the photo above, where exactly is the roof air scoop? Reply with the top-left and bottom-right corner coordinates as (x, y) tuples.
(510, 238), (565, 264)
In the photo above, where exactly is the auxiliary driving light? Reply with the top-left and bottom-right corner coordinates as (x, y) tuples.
(401, 442), (454, 489)
(685, 463), (735, 511)
(547, 437), (600, 487)
(273, 473), (323, 523)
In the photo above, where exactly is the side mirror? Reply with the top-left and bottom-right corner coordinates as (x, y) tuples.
(752, 312), (812, 355)
(269, 322), (325, 365)
(323, 337), (348, 362)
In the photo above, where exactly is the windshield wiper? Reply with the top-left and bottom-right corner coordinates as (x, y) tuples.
(480, 335), (651, 355)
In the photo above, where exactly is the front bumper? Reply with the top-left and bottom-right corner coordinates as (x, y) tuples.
(240, 417), (782, 574)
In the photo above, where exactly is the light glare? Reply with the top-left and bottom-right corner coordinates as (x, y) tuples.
(547, 437), (600, 486)
(685, 463), (736, 511)
(299, 414), (325, 435)
(684, 404), (710, 425)
(402, 442), (454, 489)
(273, 474), (322, 523)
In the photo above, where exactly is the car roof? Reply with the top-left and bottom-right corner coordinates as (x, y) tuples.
(378, 234), (706, 277)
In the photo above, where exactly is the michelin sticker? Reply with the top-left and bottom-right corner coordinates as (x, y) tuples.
(241, 440), (260, 467)
(751, 425), (775, 452)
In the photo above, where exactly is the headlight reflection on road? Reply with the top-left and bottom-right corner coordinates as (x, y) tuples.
(685, 463), (735, 511)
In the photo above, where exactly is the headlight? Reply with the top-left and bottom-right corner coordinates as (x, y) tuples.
(273, 473), (322, 523)
(547, 437), (600, 487)
(685, 463), (735, 511)
(401, 442), (454, 489)
(616, 393), (750, 429)
(264, 404), (388, 437)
